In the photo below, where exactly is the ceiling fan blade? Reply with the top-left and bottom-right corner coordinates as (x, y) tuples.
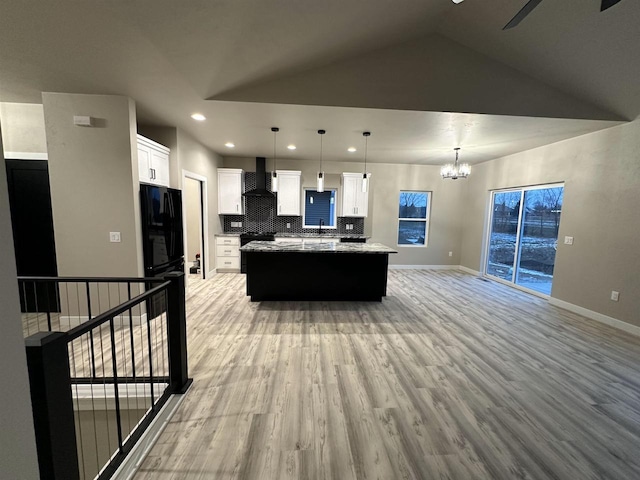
(503, 0), (544, 30)
(601, 0), (622, 11)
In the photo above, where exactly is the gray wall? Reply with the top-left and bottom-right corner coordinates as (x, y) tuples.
(223, 157), (465, 266)
(43, 93), (143, 276)
(0, 125), (40, 479)
(177, 129), (224, 273)
(138, 126), (224, 274)
(184, 177), (202, 265)
(461, 119), (640, 327)
(0, 102), (47, 154)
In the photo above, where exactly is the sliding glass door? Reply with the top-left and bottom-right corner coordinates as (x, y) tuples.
(485, 184), (564, 295)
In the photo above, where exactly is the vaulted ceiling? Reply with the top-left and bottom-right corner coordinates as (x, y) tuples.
(1, 0), (638, 165)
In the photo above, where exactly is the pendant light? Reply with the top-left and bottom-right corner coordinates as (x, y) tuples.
(441, 147), (470, 180)
(271, 127), (279, 192)
(317, 129), (326, 192)
(362, 131), (371, 193)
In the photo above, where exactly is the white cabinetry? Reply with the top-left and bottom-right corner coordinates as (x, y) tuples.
(276, 170), (301, 216)
(340, 173), (368, 217)
(137, 134), (170, 186)
(218, 169), (244, 214)
(216, 236), (240, 272)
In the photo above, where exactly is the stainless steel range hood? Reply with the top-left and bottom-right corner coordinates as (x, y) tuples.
(242, 157), (275, 198)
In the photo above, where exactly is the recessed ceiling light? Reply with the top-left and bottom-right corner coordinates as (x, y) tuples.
(191, 113), (206, 121)
(348, 147), (357, 153)
(287, 144), (296, 150)
(225, 142), (235, 148)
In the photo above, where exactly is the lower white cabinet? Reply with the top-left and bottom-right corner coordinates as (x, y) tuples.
(216, 236), (240, 272)
(137, 134), (170, 187)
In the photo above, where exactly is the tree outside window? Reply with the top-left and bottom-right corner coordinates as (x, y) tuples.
(398, 191), (430, 246)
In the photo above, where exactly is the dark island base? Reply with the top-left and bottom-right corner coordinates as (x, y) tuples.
(245, 251), (390, 302)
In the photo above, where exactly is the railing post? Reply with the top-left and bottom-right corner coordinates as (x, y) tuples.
(25, 331), (80, 480)
(164, 272), (192, 394)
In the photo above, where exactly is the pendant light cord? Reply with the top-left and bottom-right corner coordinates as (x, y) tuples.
(320, 134), (323, 171)
(271, 127), (279, 174)
(363, 131), (371, 178)
(364, 135), (368, 173)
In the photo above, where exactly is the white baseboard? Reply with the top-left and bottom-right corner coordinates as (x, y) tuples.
(61, 313), (148, 328)
(72, 383), (163, 411)
(207, 269), (217, 278)
(4, 151), (48, 160)
(458, 265), (481, 276)
(548, 297), (640, 337)
(389, 264), (458, 270)
(112, 387), (190, 480)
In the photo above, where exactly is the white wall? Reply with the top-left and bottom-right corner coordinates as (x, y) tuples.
(461, 119), (640, 327)
(0, 124), (40, 479)
(0, 102), (47, 154)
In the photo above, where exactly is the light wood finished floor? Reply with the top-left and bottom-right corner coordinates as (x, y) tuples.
(134, 270), (640, 480)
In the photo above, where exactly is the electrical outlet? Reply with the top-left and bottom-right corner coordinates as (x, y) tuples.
(109, 232), (121, 243)
(449, 251), (453, 257)
(286, 223), (291, 229)
(564, 236), (574, 245)
(611, 291), (620, 302)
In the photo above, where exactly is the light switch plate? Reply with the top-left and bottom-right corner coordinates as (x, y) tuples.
(564, 236), (574, 245)
(109, 232), (121, 243)
(611, 291), (620, 302)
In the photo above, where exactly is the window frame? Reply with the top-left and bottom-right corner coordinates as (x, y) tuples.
(302, 187), (338, 229)
(397, 190), (431, 247)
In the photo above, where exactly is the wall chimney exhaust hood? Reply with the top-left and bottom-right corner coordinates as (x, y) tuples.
(242, 157), (275, 198)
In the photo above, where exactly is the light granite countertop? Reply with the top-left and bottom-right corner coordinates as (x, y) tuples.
(216, 232), (368, 239)
(240, 240), (397, 254)
(276, 232), (369, 239)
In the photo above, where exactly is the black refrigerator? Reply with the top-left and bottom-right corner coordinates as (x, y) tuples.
(140, 184), (184, 316)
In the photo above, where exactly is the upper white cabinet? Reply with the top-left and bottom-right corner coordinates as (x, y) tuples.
(276, 170), (301, 216)
(137, 134), (170, 187)
(340, 173), (368, 217)
(218, 168), (244, 214)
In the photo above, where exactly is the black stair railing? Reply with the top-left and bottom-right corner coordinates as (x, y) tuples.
(23, 272), (192, 480)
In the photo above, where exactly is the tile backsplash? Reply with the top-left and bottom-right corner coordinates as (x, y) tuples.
(222, 172), (364, 234)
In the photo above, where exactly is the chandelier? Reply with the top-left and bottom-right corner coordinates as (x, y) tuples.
(441, 147), (470, 180)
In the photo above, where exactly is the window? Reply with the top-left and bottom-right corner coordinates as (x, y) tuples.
(485, 183), (564, 295)
(398, 191), (430, 246)
(304, 189), (337, 228)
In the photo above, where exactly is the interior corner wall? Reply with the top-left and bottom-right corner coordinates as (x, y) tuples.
(42, 93), (141, 276)
(184, 177), (203, 264)
(0, 102), (47, 154)
(0, 124), (40, 479)
(222, 157), (465, 266)
(176, 129), (224, 274)
(460, 119), (640, 328)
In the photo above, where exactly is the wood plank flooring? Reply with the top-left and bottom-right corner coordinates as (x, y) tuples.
(133, 269), (640, 480)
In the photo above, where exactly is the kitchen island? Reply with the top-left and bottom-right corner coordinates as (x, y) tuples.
(240, 241), (397, 301)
